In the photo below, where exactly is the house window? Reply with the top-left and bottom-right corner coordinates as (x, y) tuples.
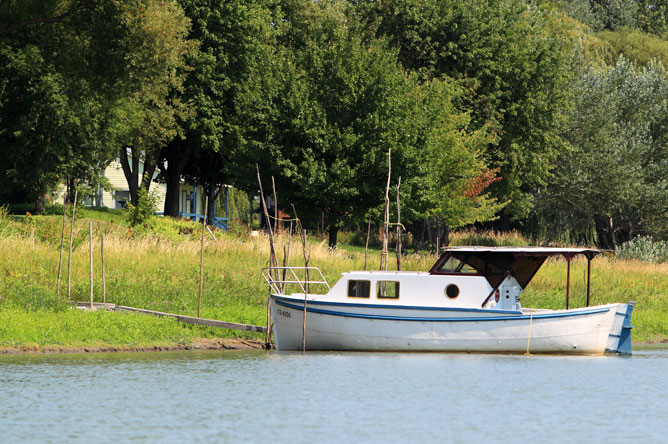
(114, 191), (130, 209)
(377, 281), (399, 299)
(347, 280), (370, 298)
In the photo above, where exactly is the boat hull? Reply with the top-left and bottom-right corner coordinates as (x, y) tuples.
(270, 295), (634, 355)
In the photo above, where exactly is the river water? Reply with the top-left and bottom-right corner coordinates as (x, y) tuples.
(1, 347), (667, 443)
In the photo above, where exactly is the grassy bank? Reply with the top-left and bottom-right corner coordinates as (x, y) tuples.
(1, 210), (666, 351)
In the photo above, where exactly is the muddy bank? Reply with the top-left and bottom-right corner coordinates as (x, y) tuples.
(0, 338), (268, 355)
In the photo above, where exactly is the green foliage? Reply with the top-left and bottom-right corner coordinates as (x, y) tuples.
(125, 189), (159, 227)
(598, 27), (668, 67)
(0, 0), (194, 210)
(617, 236), (668, 263)
(532, 57), (668, 248)
(236, 0), (501, 244)
(355, 0), (578, 219)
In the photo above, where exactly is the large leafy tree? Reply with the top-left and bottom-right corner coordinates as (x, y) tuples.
(532, 58), (668, 248)
(353, 0), (577, 221)
(235, 0), (501, 246)
(0, 0), (192, 210)
(157, 0), (276, 218)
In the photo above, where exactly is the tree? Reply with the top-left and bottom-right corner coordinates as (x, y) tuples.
(236, 0), (501, 247)
(0, 0), (193, 210)
(156, 0), (276, 217)
(531, 57), (668, 247)
(353, 0), (577, 221)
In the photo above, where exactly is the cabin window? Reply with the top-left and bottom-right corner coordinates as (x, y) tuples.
(377, 281), (399, 299)
(445, 284), (460, 299)
(348, 280), (371, 298)
(436, 256), (477, 274)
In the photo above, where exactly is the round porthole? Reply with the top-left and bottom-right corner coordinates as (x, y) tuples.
(445, 284), (460, 299)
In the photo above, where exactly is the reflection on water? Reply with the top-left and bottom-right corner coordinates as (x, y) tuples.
(1, 347), (667, 443)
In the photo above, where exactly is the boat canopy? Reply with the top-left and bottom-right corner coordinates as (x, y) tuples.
(429, 247), (600, 289)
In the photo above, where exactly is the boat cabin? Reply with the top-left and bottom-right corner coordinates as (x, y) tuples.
(312, 247), (600, 311)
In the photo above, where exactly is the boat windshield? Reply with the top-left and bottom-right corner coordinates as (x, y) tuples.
(433, 256), (478, 274)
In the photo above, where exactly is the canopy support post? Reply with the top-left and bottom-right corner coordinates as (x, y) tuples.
(566, 257), (571, 310)
(586, 256), (591, 307)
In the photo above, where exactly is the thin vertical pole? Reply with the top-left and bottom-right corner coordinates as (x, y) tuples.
(364, 221), (370, 271)
(258, 166), (277, 348)
(271, 176), (278, 234)
(586, 256), (592, 307)
(89, 221), (93, 309)
(380, 149), (391, 271)
(198, 199), (208, 318)
(101, 233), (106, 304)
(395, 177), (402, 271)
(566, 257), (571, 310)
(67, 189), (78, 301)
(56, 200), (67, 296)
(192, 185), (197, 220)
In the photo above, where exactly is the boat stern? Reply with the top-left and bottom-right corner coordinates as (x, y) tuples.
(604, 302), (635, 356)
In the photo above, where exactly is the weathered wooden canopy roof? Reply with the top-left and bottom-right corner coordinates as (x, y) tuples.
(429, 246), (600, 289)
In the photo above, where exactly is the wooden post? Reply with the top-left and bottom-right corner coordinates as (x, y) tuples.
(395, 177), (402, 271)
(67, 189), (77, 301)
(272, 176), (278, 234)
(101, 232), (106, 304)
(298, 215), (310, 353)
(281, 222), (293, 293)
(257, 165), (277, 348)
(89, 221), (93, 309)
(56, 199), (67, 296)
(291, 205), (310, 353)
(364, 221), (370, 271)
(436, 237), (439, 255)
(380, 149), (391, 271)
(566, 256), (571, 310)
(198, 199), (208, 318)
(586, 255), (592, 307)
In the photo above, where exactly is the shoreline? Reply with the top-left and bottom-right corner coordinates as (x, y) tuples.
(0, 338), (268, 355)
(1, 339), (666, 355)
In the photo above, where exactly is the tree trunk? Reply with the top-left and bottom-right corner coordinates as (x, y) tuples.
(65, 177), (76, 204)
(594, 214), (616, 250)
(159, 139), (192, 217)
(119, 147), (139, 204)
(34, 179), (47, 214)
(140, 159), (157, 194)
(328, 225), (339, 249)
(206, 183), (216, 224)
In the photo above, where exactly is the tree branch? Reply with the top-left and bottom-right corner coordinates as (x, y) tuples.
(2, 12), (70, 35)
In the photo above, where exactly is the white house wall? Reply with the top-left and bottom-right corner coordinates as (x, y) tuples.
(53, 158), (166, 211)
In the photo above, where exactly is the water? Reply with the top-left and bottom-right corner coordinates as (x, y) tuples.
(1, 347), (667, 444)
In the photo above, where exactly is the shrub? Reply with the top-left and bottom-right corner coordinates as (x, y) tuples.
(125, 189), (159, 227)
(616, 236), (668, 263)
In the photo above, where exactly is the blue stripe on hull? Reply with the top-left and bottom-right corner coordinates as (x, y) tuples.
(274, 298), (611, 322)
(272, 295), (523, 315)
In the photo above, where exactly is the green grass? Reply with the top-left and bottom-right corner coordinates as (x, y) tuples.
(0, 208), (666, 350)
(0, 308), (214, 350)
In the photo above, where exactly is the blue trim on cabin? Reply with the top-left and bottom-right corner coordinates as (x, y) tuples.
(274, 298), (611, 322)
(272, 295), (523, 315)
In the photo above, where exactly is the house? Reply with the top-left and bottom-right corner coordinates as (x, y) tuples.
(55, 158), (229, 229)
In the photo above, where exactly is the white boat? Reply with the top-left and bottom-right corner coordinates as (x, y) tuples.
(263, 247), (634, 355)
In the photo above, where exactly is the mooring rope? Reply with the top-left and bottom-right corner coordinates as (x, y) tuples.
(526, 309), (536, 355)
